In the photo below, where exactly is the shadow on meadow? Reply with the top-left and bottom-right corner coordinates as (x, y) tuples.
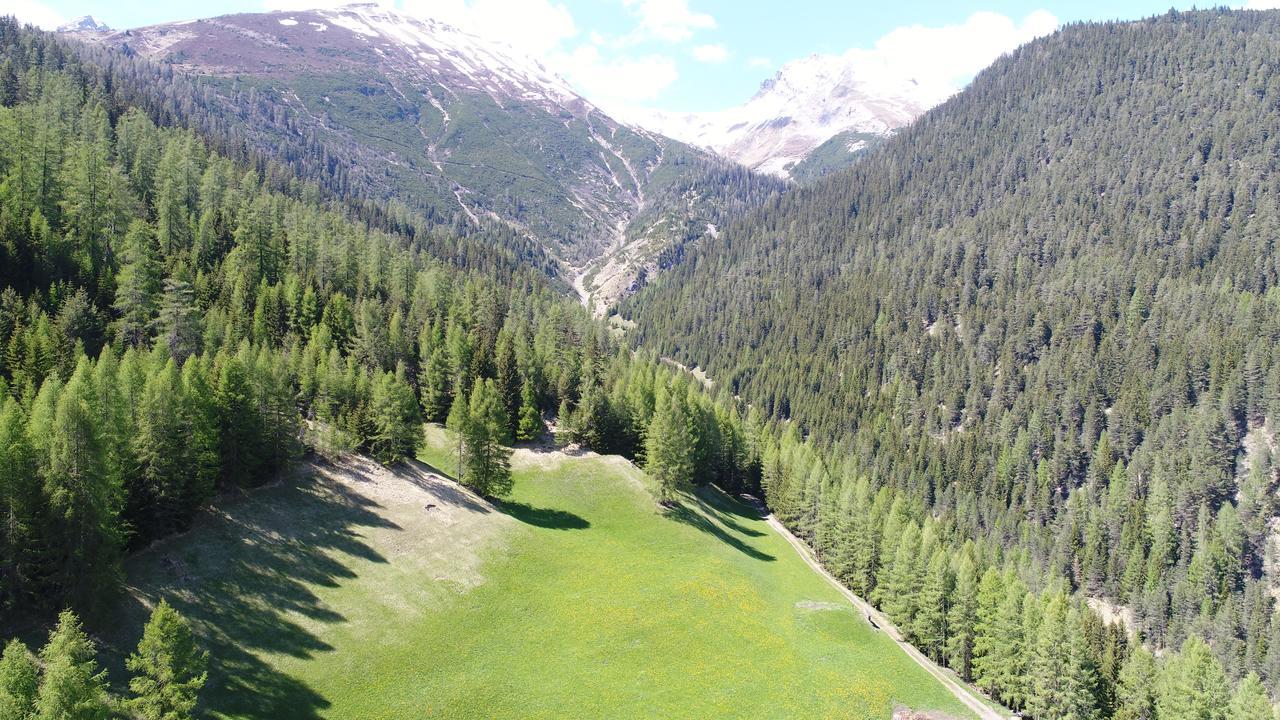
(399, 458), (493, 514)
(104, 466), (404, 719)
(497, 499), (591, 530)
(692, 487), (768, 538)
(663, 490), (776, 563)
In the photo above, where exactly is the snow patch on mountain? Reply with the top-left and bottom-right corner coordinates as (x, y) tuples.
(57, 16), (111, 34)
(311, 4), (584, 111)
(638, 51), (946, 177)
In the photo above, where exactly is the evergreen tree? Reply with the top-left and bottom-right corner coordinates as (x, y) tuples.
(0, 398), (39, 604)
(42, 364), (120, 616)
(126, 600), (207, 720)
(516, 381), (542, 442)
(34, 611), (111, 720)
(0, 639), (37, 720)
(445, 391), (471, 480)
(644, 393), (695, 503)
(1226, 673), (1272, 720)
(460, 380), (512, 498)
(1114, 647), (1157, 720)
(1156, 636), (1230, 720)
(113, 221), (161, 348)
(419, 347), (452, 423)
(155, 279), (201, 364)
(368, 367), (420, 464)
(214, 357), (262, 487)
(946, 553), (980, 681)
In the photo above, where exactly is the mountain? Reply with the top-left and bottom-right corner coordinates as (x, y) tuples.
(623, 7), (1280, 698)
(57, 15), (110, 33)
(71, 3), (762, 303)
(642, 51), (942, 177)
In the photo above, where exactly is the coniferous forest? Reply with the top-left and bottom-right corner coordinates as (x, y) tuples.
(623, 8), (1280, 717)
(7, 6), (1280, 720)
(0, 19), (765, 716)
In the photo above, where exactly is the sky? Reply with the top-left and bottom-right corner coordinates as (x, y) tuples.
(11, 0), (1280, 114)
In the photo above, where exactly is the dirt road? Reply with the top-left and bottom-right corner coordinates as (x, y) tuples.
(764, 514), (1008, 720)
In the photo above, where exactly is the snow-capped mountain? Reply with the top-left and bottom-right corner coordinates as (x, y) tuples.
(642, 52), (949, 178)
(65, 3), (753, 312)
(57, 16), (110, 34)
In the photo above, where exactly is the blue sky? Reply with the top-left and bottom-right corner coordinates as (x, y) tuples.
(11, 0), (1275, 113)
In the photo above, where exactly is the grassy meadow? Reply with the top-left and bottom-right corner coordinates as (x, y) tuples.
(101, 427), (973, 719)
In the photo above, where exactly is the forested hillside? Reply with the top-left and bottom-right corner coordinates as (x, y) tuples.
(0, 18), (762, 638)
(624, 7), (1280, 713)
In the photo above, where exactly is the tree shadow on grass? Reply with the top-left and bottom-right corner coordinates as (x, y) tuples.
(496, 499), (591, 530)
(398, 458), (492, 514)
(101, 466), (403, 719)
(663, 498), (776, 562)
(692, 487), (767, 538)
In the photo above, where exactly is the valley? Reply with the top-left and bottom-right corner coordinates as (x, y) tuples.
(100, 429), (973, 719)
(5, 4), (1280, 719)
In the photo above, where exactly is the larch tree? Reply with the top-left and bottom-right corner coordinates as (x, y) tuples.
(0, 639), (38, 720)
(461, 379), (512, 498)
(34, 611), (111, 720)
(445, 391), (471, 480)
(127, 600), (207, 720)
(516, 381), (542, 442)
(644, 393), (695, 504)
(1155, 636), (1230, 720)
(42, 362), (120, 616)
(113, 220), (161, 349)
(1114, 647), (1157, 720)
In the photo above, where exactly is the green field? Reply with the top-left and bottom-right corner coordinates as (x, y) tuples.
(104, 427), (973, 719)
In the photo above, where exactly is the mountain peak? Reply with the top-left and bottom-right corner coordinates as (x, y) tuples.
(641, 51), (944, 178)
(57, 16), (110, 33)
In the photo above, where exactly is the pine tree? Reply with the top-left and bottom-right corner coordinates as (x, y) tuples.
(113, 221), (162, 348)
(645, 393), (696, 504)
(1027, 594), (1099, 720)
(946, 552), (980, 680)
(42, 363), (121, 616)
(126, 600), (207, 720)
(214, 356), (263, 487)
(34, 610), (111, 720)
(461, 380), (512, 498)
(445, 391), (471, 480)
(0, 639), (38, 720)
(155, 279), (201, 364)
(1156, 636), (1230, 720)
(1114, 647), (1157, 720)
(912, 548), (952, 661)
(516, 381), (542, 442)
(0, 398), (39, 603)
(882, 523), (922, 629)
(1226, 673), (1272, 720)
(369, 368), (421, 464)
(418, 347), (452, 423)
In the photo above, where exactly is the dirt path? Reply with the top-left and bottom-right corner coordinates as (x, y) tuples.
(764, 514), (1007, 720)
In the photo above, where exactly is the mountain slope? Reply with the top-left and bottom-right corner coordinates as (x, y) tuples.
(75, 3), (753, 284)
(644, 52), (939, 177)
(624, 7), (1280, 692)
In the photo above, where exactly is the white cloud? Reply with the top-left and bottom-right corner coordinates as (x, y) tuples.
(691, 43), (727, 63)
(841, 10), (1058, 102)
(8, 0), (64, 29)
(746, 56), (772, 70)
(403, 0), (576, 57)
(621, 0), (715, 43)
(560, 45), (678, 108)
